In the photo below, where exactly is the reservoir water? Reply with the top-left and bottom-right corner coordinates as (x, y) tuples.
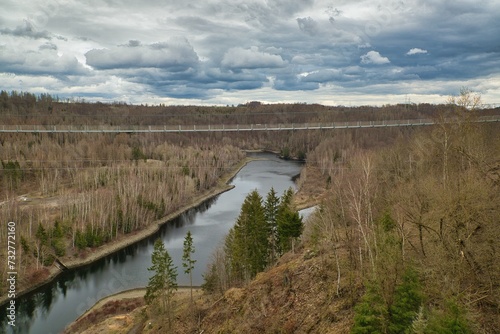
(1, 153), (305, 334)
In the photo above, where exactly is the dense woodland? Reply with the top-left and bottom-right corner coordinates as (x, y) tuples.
(1, 90), (500, 333)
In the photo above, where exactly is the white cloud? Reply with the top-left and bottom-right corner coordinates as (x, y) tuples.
(360, 51), (390, 65)
(221, 47), (286, 69)
(407, 48), (428, 55)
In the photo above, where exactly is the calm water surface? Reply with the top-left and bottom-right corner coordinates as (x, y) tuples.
(1, 153), (305, 334)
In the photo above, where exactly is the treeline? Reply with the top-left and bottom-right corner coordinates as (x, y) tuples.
(302, 95), (500, 332)
(203, 187), (303, 293)
(0, 90), (57, 114)
(2, 90), (499, 127)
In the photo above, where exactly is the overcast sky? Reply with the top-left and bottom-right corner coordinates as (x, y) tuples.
(1, 0), (499, 106)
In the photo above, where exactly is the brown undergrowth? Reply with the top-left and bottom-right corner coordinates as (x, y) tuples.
(72, 246), (356, 334)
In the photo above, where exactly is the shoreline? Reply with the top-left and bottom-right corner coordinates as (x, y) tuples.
(0, 157), (254, 307)
(64, 286), (202, 333)
(74, 285), (201, 322)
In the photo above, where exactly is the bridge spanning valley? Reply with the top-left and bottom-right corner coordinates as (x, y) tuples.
(1, 116), (499, 133)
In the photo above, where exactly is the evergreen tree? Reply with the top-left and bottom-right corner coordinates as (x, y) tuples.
(34, 223), (49, 267)
(223, 227), (239, 284)
(409, 306), (427, 334)
(388, 267), (423, 334)
(264, 187), (280, 264)
(230, 190), (268, 282)
(182, 230), (196, 304)
(145, 239), (178, 327)
(36, 223), (48, 245)
(352, 266), (423, 334)
(276, 188), (303, 253)
(351, 280), (387, 334)
(426, 299), (471, 334)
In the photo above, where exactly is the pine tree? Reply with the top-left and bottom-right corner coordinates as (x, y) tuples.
(182, 230), (196, 304)
(145, 239), (178, 327)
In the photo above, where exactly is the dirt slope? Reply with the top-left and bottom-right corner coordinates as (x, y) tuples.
(197, 249), (355, 334)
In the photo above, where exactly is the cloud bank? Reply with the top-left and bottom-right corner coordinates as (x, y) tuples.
(0, 0), (499, 105)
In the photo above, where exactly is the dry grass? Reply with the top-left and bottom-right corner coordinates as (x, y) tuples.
(295, 165), (330, 210)
(192, 248), (355, 334)
(63, 298), (145, 334)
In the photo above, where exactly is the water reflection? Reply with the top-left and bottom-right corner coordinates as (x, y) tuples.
(0, 154), (302, 334)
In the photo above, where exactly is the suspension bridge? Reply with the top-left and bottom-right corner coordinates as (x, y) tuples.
(1, 116), (498, 133)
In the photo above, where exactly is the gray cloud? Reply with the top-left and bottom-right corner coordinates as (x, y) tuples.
(39, 42), (58, 51)
(85, 39), (199, 71)
(297, 17), (318, 36)
(0, 0), (499, 104)
(0, 47), (88, 77)
(0, 20), (52, 39)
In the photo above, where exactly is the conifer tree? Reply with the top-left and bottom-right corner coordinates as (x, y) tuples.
(182, 230), (196, 304)
(264, 187), (280, 264)
(145, 238), (178, 327)
(388, 267), (423, 334)
(351, 280), (387, 334)
(276, 187), (303, 253)
(426, 299), (471, 334)
(230, 190), (268, 282)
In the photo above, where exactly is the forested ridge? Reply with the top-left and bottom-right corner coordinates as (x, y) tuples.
(1, 90), (500, 333)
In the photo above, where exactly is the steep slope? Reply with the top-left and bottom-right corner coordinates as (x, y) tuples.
(197, 249), (355, 334)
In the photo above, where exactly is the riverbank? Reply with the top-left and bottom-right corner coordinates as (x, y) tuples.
(63, 287), (203, 334)
(0, 157), (254, 307)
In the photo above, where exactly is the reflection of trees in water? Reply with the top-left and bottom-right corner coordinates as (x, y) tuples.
(17, 297), (36, 333)
(110, 247), (134, 264)
(0, 286), (52, 334)
(0, 296), (36, 333)
(58, 279), (67, 297)
(159, 195), (219, 240)
(60, 270), (79, 291)
(197, 196), (218, 214)
(41, 287), (54, 313)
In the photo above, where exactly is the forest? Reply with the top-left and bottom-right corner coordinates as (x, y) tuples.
(1, 89), (500, 333)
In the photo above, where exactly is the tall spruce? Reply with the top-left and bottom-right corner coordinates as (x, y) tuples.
(388, 267), (422, 334)
(145, 239), (178, 327)
(276, 187), (303, 253)
(264, 187), (280, 264)
(229, 189), (268, 282)
(182, 230), (196, 304)
(351, 279), (387, 334)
